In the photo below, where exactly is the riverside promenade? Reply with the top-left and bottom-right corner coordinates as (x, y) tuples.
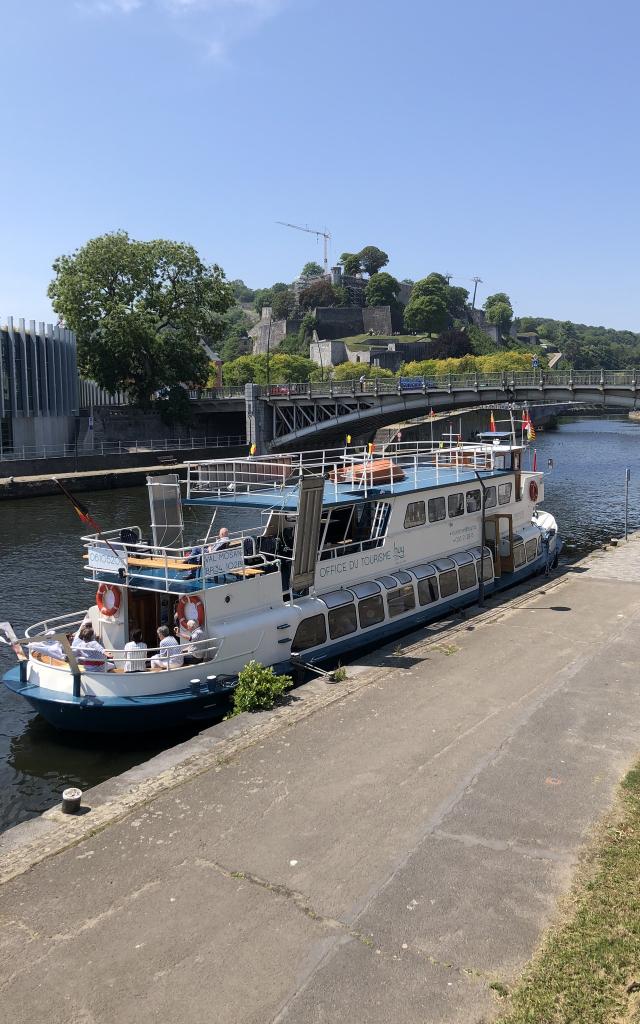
(2, 540), (640, 1023)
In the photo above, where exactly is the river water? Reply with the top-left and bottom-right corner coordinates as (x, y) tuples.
(1, 416), (639, 832)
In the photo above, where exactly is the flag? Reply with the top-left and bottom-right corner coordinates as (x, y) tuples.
(527, 418), (536, 441)
(53, 478), (95, 526)
(346, 434), (352, 446)
(489, 411), (496, 433)
(368, 442), (375, 455)
(249, 442), (256, 456)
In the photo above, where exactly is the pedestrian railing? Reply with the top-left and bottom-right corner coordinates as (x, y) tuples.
(0, 435), (246, 463)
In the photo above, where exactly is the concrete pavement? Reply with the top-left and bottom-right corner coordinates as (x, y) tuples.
(1, 540), (640, 1023)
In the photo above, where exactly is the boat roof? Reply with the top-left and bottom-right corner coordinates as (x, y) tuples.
(184, 462), (511, 511)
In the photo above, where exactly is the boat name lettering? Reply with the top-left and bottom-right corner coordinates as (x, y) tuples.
(203, 548), (244, 577)
(318, 546), (407, 578)
(449, 524), (476, 543)
(87, 545), (128, 572)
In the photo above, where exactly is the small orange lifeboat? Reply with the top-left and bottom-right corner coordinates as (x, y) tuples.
(330, 458), (406, 485)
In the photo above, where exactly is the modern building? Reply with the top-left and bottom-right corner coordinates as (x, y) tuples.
(0, 316), (79, 453)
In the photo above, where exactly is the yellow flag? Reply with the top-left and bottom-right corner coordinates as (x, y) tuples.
(346, 434), (352, 445)
(249, 443), (256, 456)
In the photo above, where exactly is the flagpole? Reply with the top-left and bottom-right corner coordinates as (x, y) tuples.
(53, 478), (128, 571)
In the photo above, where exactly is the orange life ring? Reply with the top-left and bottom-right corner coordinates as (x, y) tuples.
(529, 480), (539, 502)
(176, 594), (205, 631)
(96, 583), (121, 617)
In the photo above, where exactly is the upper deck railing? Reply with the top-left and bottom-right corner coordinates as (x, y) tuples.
(186, 439), (519, 502)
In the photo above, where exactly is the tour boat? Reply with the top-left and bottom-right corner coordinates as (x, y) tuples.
(1, 434), (560, 732)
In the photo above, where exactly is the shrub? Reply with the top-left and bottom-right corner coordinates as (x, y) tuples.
(231, 660), (293, 715)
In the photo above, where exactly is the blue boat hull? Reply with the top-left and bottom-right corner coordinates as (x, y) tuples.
(2, 669), (236, 734)
(2, 547), (556, 734)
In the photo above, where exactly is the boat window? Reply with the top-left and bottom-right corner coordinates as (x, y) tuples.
(319, 590), (353, 609)
(447, 492), (465, 518)
(513, 542), (526, 568)
(387, 584), (416, 618)
(292, 614), (327, 653)
(328, 604), (358, 640)
(466, 489), (481, 513)
(484, 486), (497, 509)
(378, 575), (400, 590)
(525, 538), (538, 562)
(439, 569), (459, 598)
(393, 570), (412, 584)
(498, 482), (512, 505)
(410, 563), (438, 580)
(358, 595), (385, 629)
(404, 501), (426, 529)
(428, 497), (446, 522)
(458, 563), (477, 590)
(350, 581), (381, 599)
(418, 575), (439, 605)
(476, 556), (494, 582)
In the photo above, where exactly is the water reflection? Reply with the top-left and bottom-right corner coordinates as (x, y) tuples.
(1, 415), (639, 831)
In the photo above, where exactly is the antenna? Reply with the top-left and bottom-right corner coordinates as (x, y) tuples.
(276, 221), (331, 270)
(471, 276), (483, 310)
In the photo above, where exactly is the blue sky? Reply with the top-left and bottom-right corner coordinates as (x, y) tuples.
(1, 0), (639, 330)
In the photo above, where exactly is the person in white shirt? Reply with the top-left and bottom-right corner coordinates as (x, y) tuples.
(71, 626), (114, 671)
(181, 618), (207, 664)
(150, 625), (184, 670)
(211, 527), (230, 551)
(124, 629), (148, 672)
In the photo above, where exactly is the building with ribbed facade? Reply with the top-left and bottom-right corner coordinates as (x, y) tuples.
(0, 316), (79, 453)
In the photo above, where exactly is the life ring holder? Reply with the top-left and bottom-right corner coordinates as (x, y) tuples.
(529, 479), (539, 502)
(176, 594), (205, 631)
(96, 583), (121, 617)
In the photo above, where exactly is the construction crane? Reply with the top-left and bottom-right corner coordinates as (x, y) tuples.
(276, 221), (331, 270)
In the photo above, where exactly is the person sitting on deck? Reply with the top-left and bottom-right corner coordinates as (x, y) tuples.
(181, 618), (207, 665)
(124, 629), (148, 672)
(211, 527), (230, 551)
(150, 626), (184, 671)
(72, 625), (114, 671)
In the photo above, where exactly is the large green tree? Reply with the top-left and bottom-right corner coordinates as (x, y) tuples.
(358, 245), (389, 277)
(483, 292), (514, 336)
(364, 272), (401, 308)
(299, 278), (340, 310)
(339, 251), (361, 276)
(403, 294), (449, 333)
(222, 353), (315, 385)
(300, 261), (324, 280)
(48, 231), (234, 406)
(270, 289), (296, 321)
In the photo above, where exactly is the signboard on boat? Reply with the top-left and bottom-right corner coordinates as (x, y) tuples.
(87, 545), (128, 572)
(203, 547), (244, 577)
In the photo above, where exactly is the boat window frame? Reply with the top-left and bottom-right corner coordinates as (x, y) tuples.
(328, 603), (358, 640)
(428, 496), (446, 523)
(404, 500), (426, 529)
(438, 568), (459, 598)
(498, 482), (513, 505)
(525, 537), (538, 562)
(466, 489), (481, 513)
(358, 595), (385, 629)
(484, 485), (497, 509)
(291, 613), (327, 653)
(417, 574), (439, 606)
(447, 492), (465, 518)
(458, 562), (478, 591)
(386, 583), (416, 618)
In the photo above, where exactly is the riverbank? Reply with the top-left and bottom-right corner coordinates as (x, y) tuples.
(2, 537), (640, 1022)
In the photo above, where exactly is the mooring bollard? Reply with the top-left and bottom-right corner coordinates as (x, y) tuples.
(61, 787), (82, 814)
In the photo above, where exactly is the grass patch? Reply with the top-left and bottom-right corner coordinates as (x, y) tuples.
(494, 761), (640, 1024)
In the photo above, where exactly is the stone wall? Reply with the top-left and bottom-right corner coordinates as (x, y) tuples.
(362, 306), (392, 335)
(314, 307), (365, 339)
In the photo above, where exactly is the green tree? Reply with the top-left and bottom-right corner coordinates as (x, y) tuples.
(220, 305), (252, 362)
(48, 231), (233, 407)
(358, 245), (389, 277)
(331, 362), (395, 381)
(447, 285), (470, 321)
(300, 261), (324, 280)
(483, 292), (512, 311)
(299, 278), (340, 310)
(403, 294), (449, 333)
(222, 353), (315, 385)
(270, 289), (296, 321)
(485, 301), (513, 335)
(364, 272), (401, 308)
(230, 279), (256, 304)
(339, 252), (361, 276)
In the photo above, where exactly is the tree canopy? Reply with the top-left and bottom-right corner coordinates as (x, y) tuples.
(222, 353), (315, 385)
(339, 252), (362, 276)
(300, 261), (324, 280)
(364, 272), (401, 308)
(358, 245), (389, 277)
(403, 294), (449, 333)
(48, 231), (234, 407)
(299, 278), (340, 310)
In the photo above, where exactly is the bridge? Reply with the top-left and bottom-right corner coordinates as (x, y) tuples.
(87, 370), (640, 451)
(238, 370), (640, 450)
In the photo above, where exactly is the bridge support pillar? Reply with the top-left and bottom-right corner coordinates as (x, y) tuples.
(245, 384), (273, 455)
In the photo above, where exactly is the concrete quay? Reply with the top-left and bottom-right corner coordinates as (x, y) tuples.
(2, 540), (640, 1023)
